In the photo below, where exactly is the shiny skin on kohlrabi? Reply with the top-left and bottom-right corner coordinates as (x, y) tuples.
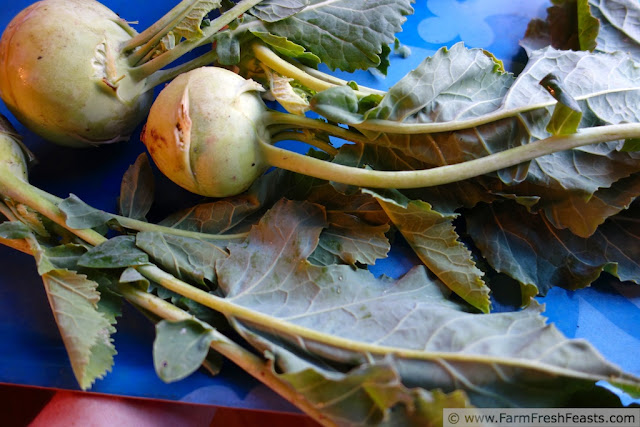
(142, 67), (270, 198)
(0, 0), (153, 147)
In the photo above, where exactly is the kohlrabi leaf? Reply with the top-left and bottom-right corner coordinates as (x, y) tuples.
(539, 73), (583, 135)
(367, 43), (512, 123)
(584, 0), (640, 59)
(153, 319), (217, 383)
(310, 210), (390, 267)
(250, 30), (321, 66)
(119, 267), (150, 290)
(250, 0), (309, 22)
(298, 182), (392, 266)
(465, 200), (640, 295)
(214, 30), (241, 65)
(523, 0), (640, 59)
(4, 200), (50, 238)
(78, 236), (150, 269)
(31, 241), (118, 390)
(60, 194), (114, 230)
(44, 244), (89, 270)
(157, 171), (278, 233)
(318, 45), (640, 197)
(261, 0), (414, 72)
(172, 0), (222, 42)
(521, 0), (600, 54)
(119, 153), (155, 222)
(215, 199), (640, 408)
(262, 346), (472, 425)
(535, 173), (640, 237)
(0, 220), (34, 254)
(0, 220), (31, 239)
(623, 138), (640, 152)
(135, 231), (228, 288)
(367, 189), (490, 313)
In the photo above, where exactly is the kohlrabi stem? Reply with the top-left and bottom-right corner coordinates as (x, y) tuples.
(114, 215), (250, 240)
(144, 50), (219, 90)
(259, 123), (640, 189)
(131, 0), (264, 81)
(252, 43), (385, 96)
(119, 284), (336, 427)
(122, 0), (198, 56)
(27, 185), (248, 241)
(133, 262), (640, 389)
(264, 111), (372, 146)
(0, 171), (107, 247)
(271, 131), (339, 156)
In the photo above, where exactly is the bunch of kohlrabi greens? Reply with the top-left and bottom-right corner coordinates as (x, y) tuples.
(1, 0), (640, 425)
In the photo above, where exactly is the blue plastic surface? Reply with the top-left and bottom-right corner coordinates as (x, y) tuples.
(1, 0), (639, 411)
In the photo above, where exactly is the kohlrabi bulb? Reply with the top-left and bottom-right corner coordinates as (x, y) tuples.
(142, 67), (269, 198)
(0, 0), (153, 147)
(0, 115), (30, 182)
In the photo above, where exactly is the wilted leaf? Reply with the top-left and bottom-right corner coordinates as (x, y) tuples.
(173, 0), (221, 41)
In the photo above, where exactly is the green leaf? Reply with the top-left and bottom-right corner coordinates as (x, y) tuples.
(0, 220), (31, 239)
(622, 138), (640, 152)
(250, 30), (321, 66)
(466, 200), (640, 295)
(153, 319), (216, 383)
(119, 153), (155, 222)
(310, 85), (365, 124)
(34, 259), (117, 390)
(539, 73), (583, 135)
(60, 194), (114, 230)
(250, 0), (309, 22)
(216, 199), (640, 408)
(135, 231), (228, 288)
(44, 244), (88, 270)
(324, 45), (640, 197)
(587, 0), (640, 60)
(368, 189), (490, 313)
(310, 211), (390, 266)
(119, 267), (150, 291)
(214, 30), (242, 65)
(366, 44), (512, 123)
(78, 236), (150, 269)
(262, 0), (414, 72)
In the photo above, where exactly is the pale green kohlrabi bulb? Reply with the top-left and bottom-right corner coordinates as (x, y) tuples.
(0, 0), (153, 147)
(142, 67), (270, 198)
(0, 114), (30, 182)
